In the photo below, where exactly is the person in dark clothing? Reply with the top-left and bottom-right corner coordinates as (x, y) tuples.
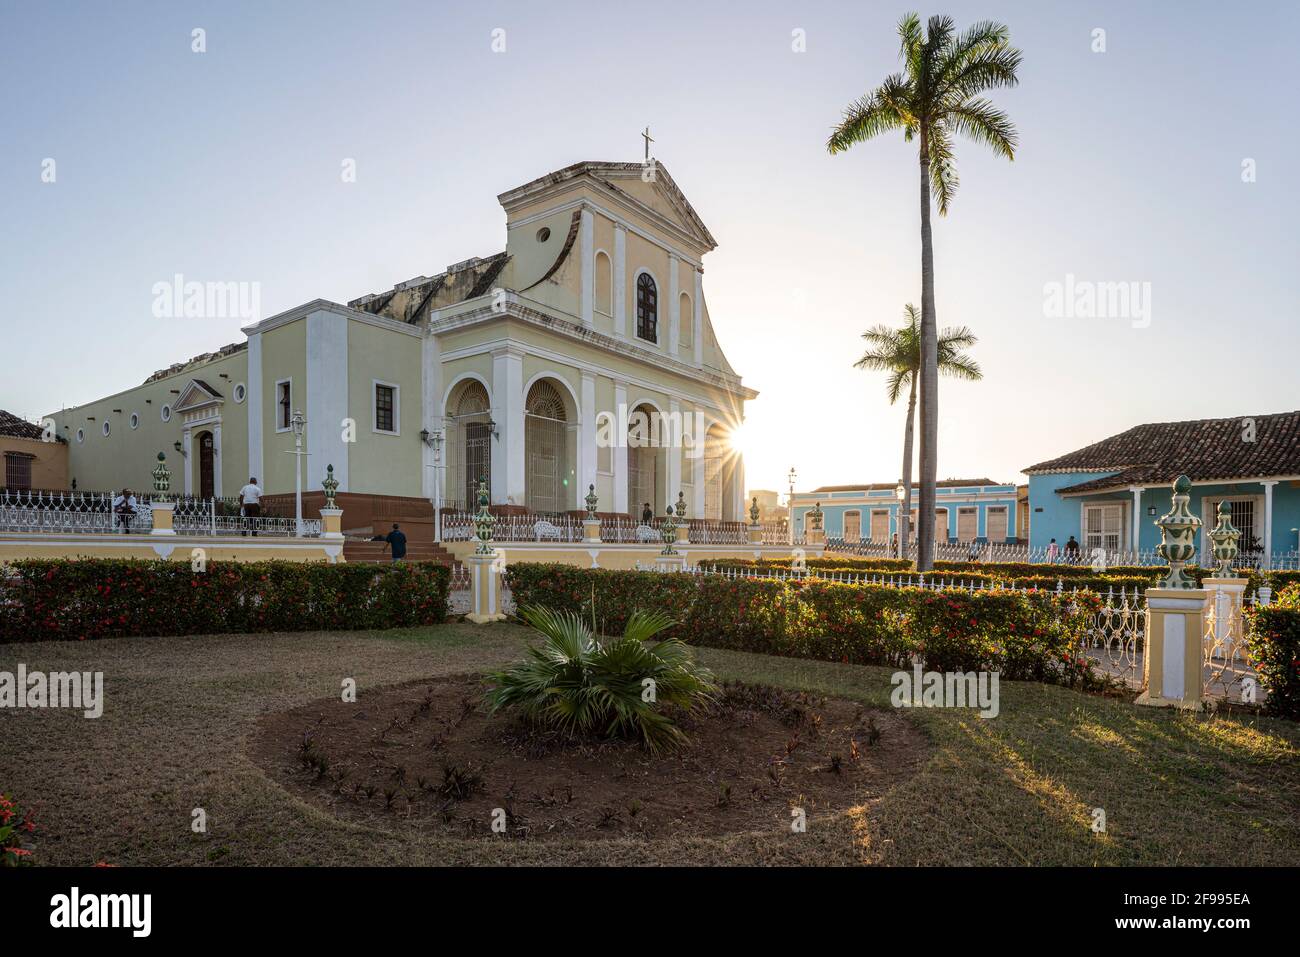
(1064, 535), (1081, 562)
(383, 523), (407, 562)
(641, 502), (653, 524)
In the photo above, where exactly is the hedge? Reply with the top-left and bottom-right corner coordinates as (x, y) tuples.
(1246, 584), (1300, 720)
(0, 559), (451, 642)
(504, 563), (1099, 685)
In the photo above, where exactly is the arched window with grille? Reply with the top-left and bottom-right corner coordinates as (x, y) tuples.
(636, 273), (658, 343)
(525, 379), (569, 514)
(448, 380), (492, 511)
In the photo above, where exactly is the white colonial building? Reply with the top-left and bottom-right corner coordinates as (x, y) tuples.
(49, 160), (756, 528)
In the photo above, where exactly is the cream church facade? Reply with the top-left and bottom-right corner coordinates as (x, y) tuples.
(49, 161), (756, 522)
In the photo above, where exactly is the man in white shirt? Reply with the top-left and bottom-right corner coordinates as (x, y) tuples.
(112, 488), (138, 534)
(239, 477), (263, 536)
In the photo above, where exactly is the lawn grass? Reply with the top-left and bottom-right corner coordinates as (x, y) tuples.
(3, 623), (1297, 866)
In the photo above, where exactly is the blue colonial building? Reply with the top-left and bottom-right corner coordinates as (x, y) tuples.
(1024, 410), (1300, 566)
(790, 479), (1022, 544)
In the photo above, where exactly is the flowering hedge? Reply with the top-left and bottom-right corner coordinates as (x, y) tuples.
(0, 793), (37, 867)
(0, 559), (451, 642)
(1246, 584), (1300, 720)
(504, 563), (1096, 685)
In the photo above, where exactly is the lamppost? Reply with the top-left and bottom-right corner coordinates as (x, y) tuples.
(421, 427), (445, 543)
(786, 466), (797, 546)
(289, 409), (306, 536)
(895, 482), (907, 560)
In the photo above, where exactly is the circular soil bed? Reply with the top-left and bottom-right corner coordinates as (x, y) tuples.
(252, 675), (928, 841)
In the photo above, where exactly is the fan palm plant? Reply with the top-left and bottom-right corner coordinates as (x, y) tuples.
(484, 606), (718, 754)
(855, 303), (981, 561)
(829, 13), (1020, 570)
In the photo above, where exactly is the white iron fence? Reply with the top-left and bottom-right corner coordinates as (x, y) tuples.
(0, 489), (319, 537)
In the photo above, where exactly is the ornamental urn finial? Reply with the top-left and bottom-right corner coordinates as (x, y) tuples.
(1155, 475), (1202, 589)
(472, 475), (496, 555)
(151, 452), (171, 502)
(674, 491), (687, 521)
(749, 496), (760, 525)
(585, 483), (598, 518)
(661, 507), (678, 555)
(808, 501), (824, 532)
(322, 464), (339, 509)
(1208, 499), (1241, 577)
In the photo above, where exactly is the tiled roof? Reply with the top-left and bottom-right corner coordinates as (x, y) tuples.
(1025, 411), (1300, 493)
(0, 410), (46, 440)
(811, 478), (1000, 493)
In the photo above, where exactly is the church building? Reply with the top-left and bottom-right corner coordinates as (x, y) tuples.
(48, 160), (756, 525)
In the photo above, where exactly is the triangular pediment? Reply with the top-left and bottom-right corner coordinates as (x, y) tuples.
(174, 379), (224, 412)
(499, 161), (717, 253)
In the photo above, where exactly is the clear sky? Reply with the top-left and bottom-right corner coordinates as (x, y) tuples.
(3, 0), (1296, 497)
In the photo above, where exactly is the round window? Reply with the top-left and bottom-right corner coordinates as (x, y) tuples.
(233, 383), (247, 403)
(161, 404), (172, 422)
(130, 413), (139, 430)
(76, 429), (84, 443)
(536, 226), (551, 242)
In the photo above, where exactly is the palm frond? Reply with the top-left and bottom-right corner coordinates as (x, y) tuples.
(827, 77), (910, 153)
(944, 98), (1018, 160)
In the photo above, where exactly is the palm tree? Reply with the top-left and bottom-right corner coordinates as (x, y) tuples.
(829, 13), (1020, 570)
(855, 304), (981, 562)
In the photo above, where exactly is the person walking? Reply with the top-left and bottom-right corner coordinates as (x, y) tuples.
(112, 488), (138, 533)
(1064, 535), (1081, 563)
(1046, 538), (1060, 563)
(382, 523), (407, 563)
(239, 476), (263, 536)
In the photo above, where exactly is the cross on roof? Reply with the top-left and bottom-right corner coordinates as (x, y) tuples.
(641, 126), (654, 162)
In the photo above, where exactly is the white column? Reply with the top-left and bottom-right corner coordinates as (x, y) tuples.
(613, 224), (627, 338)
(690, 431), (705, 519)
(306, 308), (349, 492)
(580, 207), (594, 327)
(246, 331), (263, 484)
(579, 370), (597, 505)
(1262, 480), (1277, 569)
(692, 268), (703, 366)
(212, 423), (223, 498)
(492, 346), (526, 507)
(668, 254), (680, 355)
(613, 380), (628, 513)
(182, 428), (193, 495)
(667, 397), (682, 513)
(733, 454), (746, 522)
(421, 323), (442, 500)
(1130, 486), (1142, 559)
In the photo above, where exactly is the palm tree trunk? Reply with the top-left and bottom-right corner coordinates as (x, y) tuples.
(916, 128), (938, 571)
(899, 376), (916, 562)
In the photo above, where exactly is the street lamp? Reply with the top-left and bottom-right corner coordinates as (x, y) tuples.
(895, 482), (907, 560)
(422, 428), (445, 542)
(787, 466), (797, 546)
(290, 409), (306, 536)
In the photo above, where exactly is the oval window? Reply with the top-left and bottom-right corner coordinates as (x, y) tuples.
(102, 421), (111, 437)
(161, 405), (172, 422)
(76, 429), (85, 444)
(130, 412), (140, 429)
(536, 227), (551, 242)
(233, 383), (247, 403)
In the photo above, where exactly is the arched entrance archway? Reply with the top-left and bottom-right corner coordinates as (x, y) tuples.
(626, 402), (665, 520)
(524, 378), (576, 514)
(446, 379), (492, 511)
(703, 424), (736, 521)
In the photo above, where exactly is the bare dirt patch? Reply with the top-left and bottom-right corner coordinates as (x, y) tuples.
(252, 674), (928, 841)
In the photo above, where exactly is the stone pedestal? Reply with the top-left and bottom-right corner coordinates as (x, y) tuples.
(149, 502), (176, 536)
(675, 523), (690, 545)
(656, 553), (687, 573)
(1136, 587), (1209, 710)
(465, 553), (506, 624)
(583, 518), (602, 543)
(747, 524), (763, 544)
(320, 507), (343, 540)
(807, 527), (825, 546)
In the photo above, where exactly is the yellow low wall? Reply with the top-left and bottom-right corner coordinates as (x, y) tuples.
(444, 540), (821, 569)
(0, 533), (345, 565)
